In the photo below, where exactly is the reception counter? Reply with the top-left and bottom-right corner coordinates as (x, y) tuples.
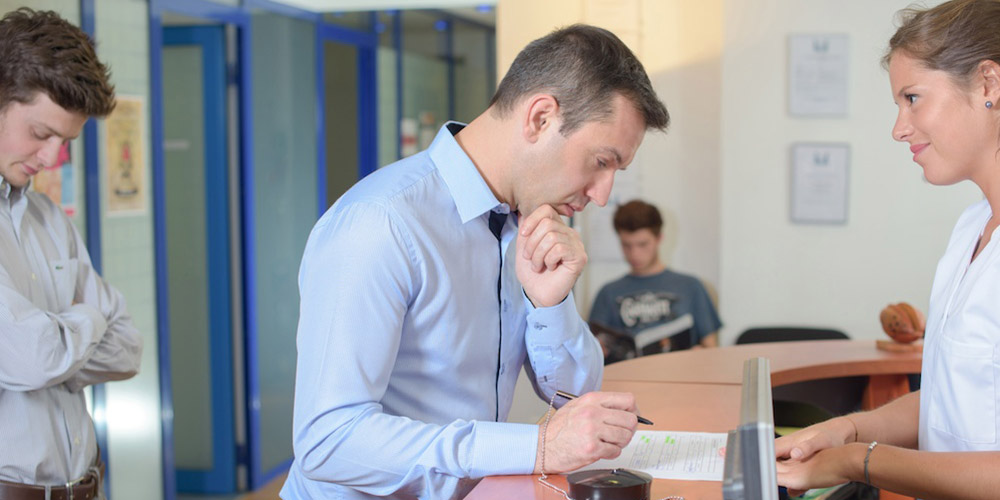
(465, 340), (922, 500)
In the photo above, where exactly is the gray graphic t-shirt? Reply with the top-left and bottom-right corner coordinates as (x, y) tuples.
(589, 269), (722, 352)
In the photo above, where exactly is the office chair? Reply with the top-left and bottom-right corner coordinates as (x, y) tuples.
(736, 326), (866, 428)
(736, 327), (848, 344)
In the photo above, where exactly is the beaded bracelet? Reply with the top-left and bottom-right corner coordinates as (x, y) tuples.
(864, 441), (878, 486)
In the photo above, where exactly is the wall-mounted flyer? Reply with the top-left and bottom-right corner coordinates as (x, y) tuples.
(105, 95), (147, 215)
(788, 34), (849, 116)
(790, 143), (849, 224)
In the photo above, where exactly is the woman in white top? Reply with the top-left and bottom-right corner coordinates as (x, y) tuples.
(775, 1), (1000, 498)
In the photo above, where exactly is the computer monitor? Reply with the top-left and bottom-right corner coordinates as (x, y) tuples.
(722, 357), (779, 500)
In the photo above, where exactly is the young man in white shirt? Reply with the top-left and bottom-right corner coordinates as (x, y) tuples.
(0, 8), (141, 500)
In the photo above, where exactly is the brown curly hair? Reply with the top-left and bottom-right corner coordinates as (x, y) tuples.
(0, 8), (115, 116)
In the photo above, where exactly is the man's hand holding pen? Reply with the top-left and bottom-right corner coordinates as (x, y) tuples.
(532, 391), (646, 474)
(556, 390), (653, 425)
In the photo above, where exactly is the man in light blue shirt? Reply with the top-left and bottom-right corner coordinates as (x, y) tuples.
(282, 24), (670, 500)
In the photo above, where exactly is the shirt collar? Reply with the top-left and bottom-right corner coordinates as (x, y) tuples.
(0, 175), (27, 200)
(428, 121), (510, 224)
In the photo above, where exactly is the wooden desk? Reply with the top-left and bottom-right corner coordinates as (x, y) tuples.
(466, 340), (923, 500)
(608, 339), (922, 411)
(604, 340), (921, 387)
(469, 382), (742, 500)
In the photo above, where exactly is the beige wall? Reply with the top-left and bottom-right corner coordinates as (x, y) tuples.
(94, 1), (165, 498)
(497, 0), (981, 349)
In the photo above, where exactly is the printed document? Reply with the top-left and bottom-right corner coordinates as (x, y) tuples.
(575, 430), (727, 481)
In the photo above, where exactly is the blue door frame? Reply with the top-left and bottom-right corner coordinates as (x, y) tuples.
(162, 25), (236, 494)
(150, 1), (252, 499)
(315, 21), (378, 214)
(79, 1), (109, 497)
(147, 1), (491, 497)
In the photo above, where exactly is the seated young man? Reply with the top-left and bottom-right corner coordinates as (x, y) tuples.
(590, 200), (721, 363)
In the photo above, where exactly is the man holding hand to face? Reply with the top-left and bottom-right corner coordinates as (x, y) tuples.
(283, 24), (669, 500)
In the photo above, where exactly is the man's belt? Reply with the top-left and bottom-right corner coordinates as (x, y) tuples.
(0, 459), (104, 500)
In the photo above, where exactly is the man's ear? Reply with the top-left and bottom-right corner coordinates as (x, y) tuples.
(521, 94), (559, 144)
(978, 60), (1000, 106)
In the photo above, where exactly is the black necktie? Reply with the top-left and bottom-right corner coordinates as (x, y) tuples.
(488, 210), (506, 421)
(488, 211), (506, 241)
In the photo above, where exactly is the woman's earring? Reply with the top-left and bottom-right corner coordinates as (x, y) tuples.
(987, 101), (994, 109)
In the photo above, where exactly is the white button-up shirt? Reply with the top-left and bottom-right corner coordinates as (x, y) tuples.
(0, 177), (142, 485)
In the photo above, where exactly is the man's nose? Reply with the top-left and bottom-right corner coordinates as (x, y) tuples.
(588, 171), (615, 207)
(37, 139), (62, 167)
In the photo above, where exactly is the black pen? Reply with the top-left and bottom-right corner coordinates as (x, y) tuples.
(554, 390), (654, 425)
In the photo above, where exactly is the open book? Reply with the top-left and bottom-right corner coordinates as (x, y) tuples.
(590, 314), (696, 363)
(632, 313), (694, 353)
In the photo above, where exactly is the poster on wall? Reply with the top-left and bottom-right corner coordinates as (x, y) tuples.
(790, 143), (849, 224)
(105, 95), (146, 215)
(788, 34), (849, 116)
(32, 142), (76, 216)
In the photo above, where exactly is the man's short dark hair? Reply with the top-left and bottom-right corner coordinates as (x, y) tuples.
(489, 24), (669, 135)
(0, 8), (116, 116)
(613, 199), (663, 236)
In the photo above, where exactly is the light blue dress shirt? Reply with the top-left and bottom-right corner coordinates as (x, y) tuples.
(280, 123), (604, 499)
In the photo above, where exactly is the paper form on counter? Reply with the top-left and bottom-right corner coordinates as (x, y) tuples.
(574, 430), (727, 481)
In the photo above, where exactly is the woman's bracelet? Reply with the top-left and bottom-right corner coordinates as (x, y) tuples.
(864, 441), (878, 486)
(844, 415), (859, 443)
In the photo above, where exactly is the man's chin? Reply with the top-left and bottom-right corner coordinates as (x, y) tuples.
(1, 176), (23, 188)
(3, 175), (29, 189)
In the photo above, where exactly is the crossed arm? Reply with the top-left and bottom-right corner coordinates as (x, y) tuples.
(0, 225), (141, 393)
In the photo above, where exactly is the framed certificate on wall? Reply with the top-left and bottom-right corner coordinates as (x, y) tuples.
(788, 34), (849, 117)
(790, 143), (850, 224)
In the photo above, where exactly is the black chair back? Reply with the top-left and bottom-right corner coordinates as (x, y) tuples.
(736, 327), (848, 345)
